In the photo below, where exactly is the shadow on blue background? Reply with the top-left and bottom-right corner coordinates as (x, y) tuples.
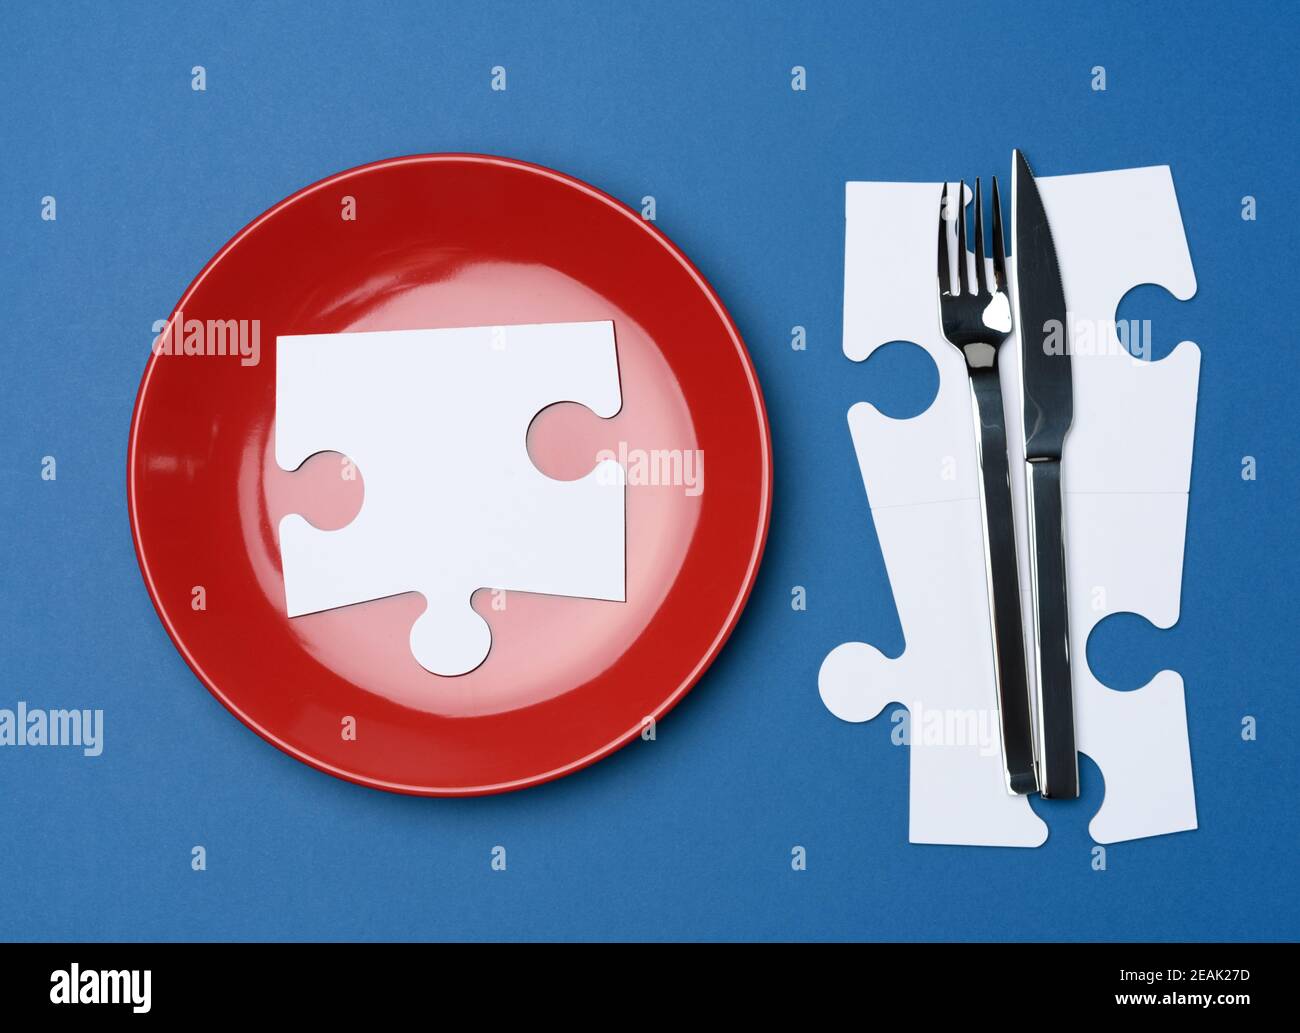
(0, 0), (1295, 941)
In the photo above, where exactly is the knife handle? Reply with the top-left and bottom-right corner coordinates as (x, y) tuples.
(968, 367), (1038, 796)
(1026, 458), (1079, 798)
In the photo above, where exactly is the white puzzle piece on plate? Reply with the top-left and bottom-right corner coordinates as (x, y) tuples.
(820, 165), (1199, 846)
(276, 320), (625, 677)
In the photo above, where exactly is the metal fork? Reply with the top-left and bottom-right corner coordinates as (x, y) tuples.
(937, 178), (1038, 796)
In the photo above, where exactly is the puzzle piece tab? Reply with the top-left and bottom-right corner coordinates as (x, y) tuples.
(276, 321), (625, 677)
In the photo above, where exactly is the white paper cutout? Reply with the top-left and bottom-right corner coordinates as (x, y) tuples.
(821, 164), (1199, 846)
(276, 320), (626, 677)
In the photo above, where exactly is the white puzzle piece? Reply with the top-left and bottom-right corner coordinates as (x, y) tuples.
(820, 495), (1049, 847)
(821, 181), (1047, 848)
(1032, 167), (1199, 844)
(276, 320), (625, 677)
(821, 164), (1200, 846)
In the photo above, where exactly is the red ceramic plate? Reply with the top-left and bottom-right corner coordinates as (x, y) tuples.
(128, 154), (771, 795)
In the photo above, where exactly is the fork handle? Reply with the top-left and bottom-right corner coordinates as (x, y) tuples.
(968, 365), (1038, 796)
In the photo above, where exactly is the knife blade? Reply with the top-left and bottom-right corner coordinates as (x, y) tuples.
(1013, 149), (1079, 799)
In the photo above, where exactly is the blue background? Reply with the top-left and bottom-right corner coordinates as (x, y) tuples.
(1, 0), (1295, 942)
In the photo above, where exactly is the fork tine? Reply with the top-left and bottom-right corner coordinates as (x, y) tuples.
(937, 182), (950, 293)
(991, 175), (1007, 292)
(956, 179), (968, 295)
(973, 178), (986, 294)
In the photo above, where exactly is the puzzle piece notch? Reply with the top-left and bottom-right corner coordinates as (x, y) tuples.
(826, 166), (1200, 846)
(276, 320), (625, 677)
(1068, 492), (1196, 843)
(1023, 166), (1199, 495)
(842, 182), (980, 512)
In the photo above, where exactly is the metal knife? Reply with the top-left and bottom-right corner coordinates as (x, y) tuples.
(1013, 149), (1079, 798)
